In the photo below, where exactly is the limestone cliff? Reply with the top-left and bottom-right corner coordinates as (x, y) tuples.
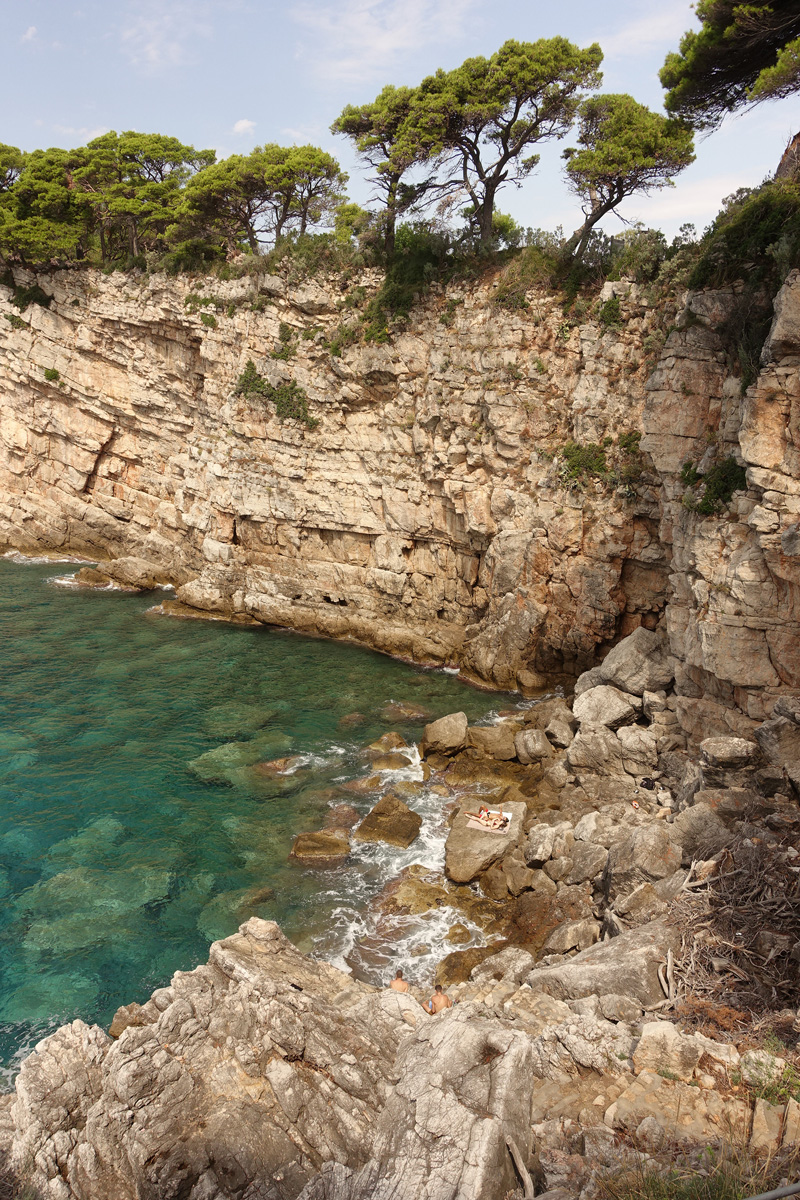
(1, 261), (798, 723)
(0, 265), (667, 691)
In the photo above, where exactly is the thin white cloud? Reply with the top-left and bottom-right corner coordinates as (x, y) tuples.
(291, 0), (478, 84)
(232, 118), (256, 136)
(595, 5), (692, 60)
(53, 123), (111, 143)
(120, 1), (212, 71)
(21, 25), (37, 43)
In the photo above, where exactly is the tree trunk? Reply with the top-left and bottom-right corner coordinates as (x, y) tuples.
(477, 185), (497, 245)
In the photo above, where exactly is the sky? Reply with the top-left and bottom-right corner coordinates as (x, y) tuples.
(3, 0), (799, 241)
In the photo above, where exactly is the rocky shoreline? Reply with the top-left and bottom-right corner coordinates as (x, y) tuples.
(2, 625), (798, 1200)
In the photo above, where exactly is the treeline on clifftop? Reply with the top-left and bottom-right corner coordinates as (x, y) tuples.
(0, 36), (695, 280)
(2, 11), (800, 347)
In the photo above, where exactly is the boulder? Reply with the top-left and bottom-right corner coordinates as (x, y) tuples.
(566, 728), (625, 776)
(515, 728), (552, 764)
(573, 811), (623, 848)
(352, 795), (422, 849)
(367, 732), (409, 752)
(380, 700), (433, 723)
(542, 918), (600, 955)
(613, 883), (668, 924)
(572, 686), (639, 730)
(421, 711), (468, 756)
(470, 947), (536, 986)
(566, 842), (608, 885)
(700, 736), (760, 768)
(616, 725), (659, 775)
(524, 822), (571, 867)
(573, 667), (606, 697)
(773, 696), (800, 725)
(502, 849), (537, 896)
(511, 885), (594, 953)
(544, 719), (574, 749)
(632, 1021), (702, 1081)
(290, 831), (350, 866)
(527, 920), (679, 1006)
(598, 994), (642, 1024)
(468, 725), (518, 760)
(598, 628), (673, 696)
(444, 801), (526, 884)
(754, 717), (800, 768)
(604, 825), (681, 899)
(104, 555), (174, 589)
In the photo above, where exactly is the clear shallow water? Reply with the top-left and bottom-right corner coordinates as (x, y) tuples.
(0, 557), (511, 1080)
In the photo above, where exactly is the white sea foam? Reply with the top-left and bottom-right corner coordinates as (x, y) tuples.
(3, 550), (94, 565)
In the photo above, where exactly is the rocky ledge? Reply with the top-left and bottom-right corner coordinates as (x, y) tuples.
(2, 626), (799, 1200)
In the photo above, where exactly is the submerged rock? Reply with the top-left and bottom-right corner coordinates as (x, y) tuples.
(290, 830), (350, 867)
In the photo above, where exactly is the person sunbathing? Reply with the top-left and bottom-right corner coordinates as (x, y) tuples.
(464, 807), (508, 830)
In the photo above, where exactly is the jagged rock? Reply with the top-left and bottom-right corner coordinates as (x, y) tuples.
(613, 883), (668, 924)
(544, 718), (574, 749)
(754, 717), (800, 768)
(502, 848), (537, 896)
(604, 825), (681, 899)
(290, 830), (350, 865)
(573, 685), (639, 730)
(421, 712), (468, 756)
(632, 1021), (702, 1081)
(773, 696), (800, 725)
(524, 821), (571, 867)
(468, 724), (518, 760)
(566, 728), (625, 776)
(470, 946), (536, 986)
(352, 795), (422, 848)
(616, 725), (659, 774)
(511, 886), (594, 953)
(573, 811), (624, 848)
(597, 628), (674, 696)
(565, 841), (608, 885)
(700, 736), (760, 768)
(515, 727), (552, 764)
(542, 918), (600, 955)
(527, 919), (678, 1006)
(444, 801), (526, 884)
(574, 668), (606, 697)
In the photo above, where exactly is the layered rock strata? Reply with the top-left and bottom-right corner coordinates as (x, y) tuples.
(0, 266), (668, 690)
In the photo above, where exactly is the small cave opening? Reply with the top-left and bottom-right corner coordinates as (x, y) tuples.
(322, 595), (348, 606)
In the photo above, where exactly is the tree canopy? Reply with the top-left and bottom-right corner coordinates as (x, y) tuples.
(407, 38), (604, 244)
(562, 94), (695, 260)
(661, 0), (800, 127)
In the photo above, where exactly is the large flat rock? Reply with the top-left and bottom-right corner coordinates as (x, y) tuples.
(444, 801), (526, 884)
(526, 918), (679, 1007)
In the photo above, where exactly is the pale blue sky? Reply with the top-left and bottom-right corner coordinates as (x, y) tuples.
(4, 0), (799, 239)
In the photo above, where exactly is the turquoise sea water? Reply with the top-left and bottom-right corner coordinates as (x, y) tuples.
(0, 556), (509, 1080)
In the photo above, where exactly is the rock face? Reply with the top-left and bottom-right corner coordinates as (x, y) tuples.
(0, 267), (669, 692)
(642, 271), (800, 733)
(3, 920), (539, 1200)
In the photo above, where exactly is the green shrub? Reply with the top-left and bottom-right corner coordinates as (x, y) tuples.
(43, 366), (60, 382)
(233, 359), (318, 429)
(559, 441), (608, 482)
(160, 238), (225, 276)
(326, 322), (360, 357)
(200, 312), (217, 329)
(11, 283), (52, 311)
(619, 431), (642, 454)
(5, 312), (27, 330)
(598, 295), (622, 327)
(681, 456), (747, 514)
